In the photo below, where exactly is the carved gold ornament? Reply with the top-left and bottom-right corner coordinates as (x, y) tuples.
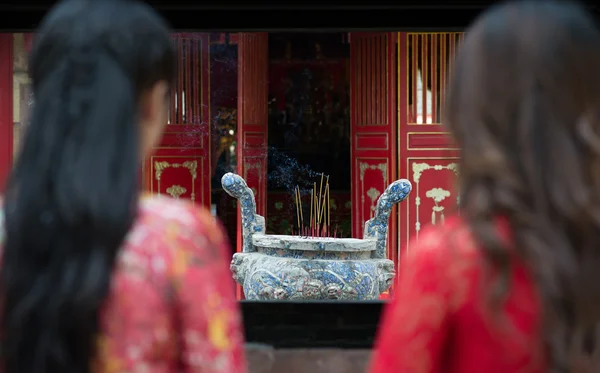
(166, 185), (187, 199)
(154, 160), (197, 201)
(358, 162), (388, 229)
(411, 162), (459, 239)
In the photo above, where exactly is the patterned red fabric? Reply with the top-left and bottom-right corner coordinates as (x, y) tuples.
(370, 215), (545, 373)
(92, 196), (246, 373)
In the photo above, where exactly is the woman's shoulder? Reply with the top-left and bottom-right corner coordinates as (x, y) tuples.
(0, 195), (217, 247)
(138, 194), (214, 227)
(139, 194), (223, 239)
(409, 214), (511, 260)
(118, 195), (229, 281)
(403, 215), (484, 277)
(404, 215), (514, 295)
(399, 215), (489, 312)
(129, 195), (227, 257)
(408, 215), (477, 253)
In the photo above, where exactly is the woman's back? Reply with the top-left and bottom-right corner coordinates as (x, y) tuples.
(370, 215), (544, 373)
(0, 196), (245, 373)
(98, 197), (243, 372)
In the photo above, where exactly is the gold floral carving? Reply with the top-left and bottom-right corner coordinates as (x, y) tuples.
(359, 162), (388, 229)
(425, 187), (450, 225)
(411, 163), (459, 240)
(154, 160), (197, 201)
(166, 185), (187, 199)
(367, 188), (381, 219)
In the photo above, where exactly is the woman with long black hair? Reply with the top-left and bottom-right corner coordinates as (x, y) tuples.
(0, 1), (245, 373)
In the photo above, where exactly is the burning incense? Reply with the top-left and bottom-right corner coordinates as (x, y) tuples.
(319, 189), (326, 225)
(292, 174), (336, 238)
(326, 183), (330, 227)
(297, 188), (300, 224)
(296, 187), (304, 228)
(318, 176), (329, 226)
(295, 187), (301, 229)
(311, 183), (319, 228)
(317, 173), (325, 224)
(309, 186), (314, 232)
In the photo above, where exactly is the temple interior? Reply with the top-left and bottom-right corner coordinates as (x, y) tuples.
(209, 33), (352, 253)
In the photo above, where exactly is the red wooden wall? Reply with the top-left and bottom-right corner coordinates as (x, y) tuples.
(144, 33), (211, 208)
(349, 32), (398, 264)
(0, 35), (13, 192)
(397, 32), (462, 256)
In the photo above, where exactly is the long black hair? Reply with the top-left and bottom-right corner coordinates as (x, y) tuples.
(1, 1), (175, 372)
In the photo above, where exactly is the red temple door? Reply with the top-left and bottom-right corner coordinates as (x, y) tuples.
(349, 32), (398, 263)
(397, 32), (463, 256)
(144, 33), (211, 208)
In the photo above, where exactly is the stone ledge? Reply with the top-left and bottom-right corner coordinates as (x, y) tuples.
(246, 344), (372, 373)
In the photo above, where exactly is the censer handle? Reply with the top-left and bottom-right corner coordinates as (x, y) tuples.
(221, 172), (265, 253)
(363, 179), (412, 259)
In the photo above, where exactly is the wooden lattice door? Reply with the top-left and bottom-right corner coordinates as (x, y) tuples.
(397, 32), (463, 256)
(144, 33), (211, 208)
(349, 32), (398, 264)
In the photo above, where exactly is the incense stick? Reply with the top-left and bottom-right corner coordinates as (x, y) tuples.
(326, 183), (330, 228)
(319, 186), (326, 225)
(310, 185), (314, 232)
(312, 182), (318, 235)
(297, 187), (303, 228)
(295, 187), (301, 229)
(317, 173), (324, 224)
(291, 174), (338, 238)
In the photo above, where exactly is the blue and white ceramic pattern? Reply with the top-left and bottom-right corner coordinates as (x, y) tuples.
(221, 172), (412, 300)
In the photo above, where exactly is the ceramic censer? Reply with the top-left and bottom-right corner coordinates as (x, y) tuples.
(221, 172), (412, 300)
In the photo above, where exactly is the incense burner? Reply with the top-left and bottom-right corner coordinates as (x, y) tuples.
(221, 172), (412, 301)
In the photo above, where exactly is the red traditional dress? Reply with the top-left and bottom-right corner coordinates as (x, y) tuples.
(369, 215), (545, 373)
(93, 196), (246, 373)
(0, 195), (246, 373)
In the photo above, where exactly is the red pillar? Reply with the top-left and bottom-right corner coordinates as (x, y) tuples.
(0, 34), (13, 192)
(236, 32), (269, 299)
(237, 32), (268, 219)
